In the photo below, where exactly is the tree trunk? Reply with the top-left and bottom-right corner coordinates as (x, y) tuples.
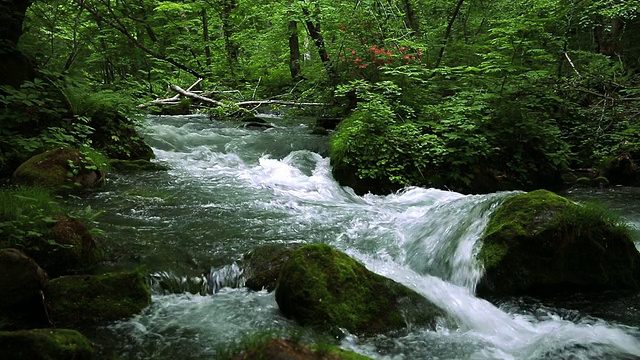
(219, 0), (239, 77)
(433, 0), (464, 69)
(288, 20), (301, 81)
(402, 0), (419, 35)
(301, 1), (335, 83)
(0, 0), (36, 88)
(202, 8), (212, 69)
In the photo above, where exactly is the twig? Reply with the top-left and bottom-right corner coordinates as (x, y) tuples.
(564, 52), (581, 77)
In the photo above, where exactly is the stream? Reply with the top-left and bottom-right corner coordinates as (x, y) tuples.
(85, 115), (640, 359)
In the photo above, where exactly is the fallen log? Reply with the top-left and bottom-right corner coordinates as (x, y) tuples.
(139, 80), (328, 110)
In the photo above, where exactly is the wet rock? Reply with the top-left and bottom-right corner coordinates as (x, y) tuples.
(243, 243), (304, 292)
(601, 153), (640, 186)
(0, 329), (94, 360)
(28, 216), (100, 278)
(477, 190), (640, 297)
(231, 337), (372, 360)
(0, 248), (48, 308)
(109, 159), (169, 172)
(310, 126), (329, 136)
(242, 121), (274, 130)
(275, 244), (445, 335)
(12, 147), (104, 190)
(46, 270), (151, 328)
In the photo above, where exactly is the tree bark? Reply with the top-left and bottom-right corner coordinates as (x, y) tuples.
(301, 1), (335, 83)
(288, 20), (302, 81)
(202, 8), (212, 69)
(0, 0), (36, 88)
(433, 0), (464, 69)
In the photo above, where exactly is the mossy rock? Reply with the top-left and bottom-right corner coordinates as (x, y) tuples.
(46, 270), (151, 328)
(27, 216), (100, 278)
(109, 159), (169, 173)
(0, 328), (94, 360)
(275, 244), (445, 335)
(230, 337), (372, 360)
(575, 177), (592, 187)
(0, 248), (48, 307)
(477, 190), (640, 297)
(601, 153), (640, 186)
(243, 243), (304, 292)
(12, 147), (105, 190)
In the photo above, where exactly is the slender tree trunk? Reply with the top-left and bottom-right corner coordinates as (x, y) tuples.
(301, 1), (335, 83)
(402, 0), (419, 35)
(202, 8), (212, 69)
(433, 0), (464, 69)
(219, 0), (239, 77)
(288, 20), (301, 81)
(0, 0), (36, 88)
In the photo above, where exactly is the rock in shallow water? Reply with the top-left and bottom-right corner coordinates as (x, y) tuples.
(477, 190), (640, 297)
(275, 244), (446, 335)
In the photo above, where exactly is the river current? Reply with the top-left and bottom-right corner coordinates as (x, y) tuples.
(86, 115), (640, 359)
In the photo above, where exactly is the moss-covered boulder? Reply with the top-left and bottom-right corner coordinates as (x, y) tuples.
(0, 329), (94, 360)
(0, 249), (49, 330)
(230, 338), (372, 360)
(243, 243), (304, 292)
(108, 159), (169, 173)
(275, 244), (445, 335)
(46, 270), (151, 328)
(0, 248), (48, 307)
(601, 153), (640, 186)
(28, 216), (100, 278)
(12, 147), (104, 190)
(477, 190), (640, 297)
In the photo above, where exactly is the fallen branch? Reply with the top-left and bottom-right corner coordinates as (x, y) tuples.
(236, 99), (327, 107)
(140, 81), (329, 110)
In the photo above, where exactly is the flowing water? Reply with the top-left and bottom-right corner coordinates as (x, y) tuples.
(85, 115), (640, 359)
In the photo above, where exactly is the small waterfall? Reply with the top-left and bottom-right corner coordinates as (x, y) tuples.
(151, 263), (245, 295)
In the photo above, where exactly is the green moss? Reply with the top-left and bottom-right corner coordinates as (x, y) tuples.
(593, 176), (610, 187)
(243, 243), (304, 292)
(46, 270), (151, 328)
(12, 147), (104, 190)
(108, 159), (169, 172)
(480, 190), (571, 269)
(275, 244), (443, 335)
(0, 328), (94, 360)
(478, 189), (640, 296)
(575, 177), (592, 187)
(217, 334), (373, 360)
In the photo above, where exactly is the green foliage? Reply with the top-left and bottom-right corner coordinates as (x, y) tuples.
(0, 185), (104, 250)
(0, 187), (62, 250)
(0, 77), (93, 172)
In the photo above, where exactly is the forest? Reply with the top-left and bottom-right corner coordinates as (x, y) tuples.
(1, 0), (640, 358)
(1, 0), (639, 192)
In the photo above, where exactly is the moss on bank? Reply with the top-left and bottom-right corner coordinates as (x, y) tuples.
(275, 244), (444, 335)
(46, 270), (151, 328)
(0, 328), (94, 360)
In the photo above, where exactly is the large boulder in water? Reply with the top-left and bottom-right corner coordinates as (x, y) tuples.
(45, 270), (151, 328)
(477, 190), (640, 297)
(12, 147), (104, 190)
(243, 243), (304, 292)
(0, 329), (94, 360)
(275, 244), (445, 335)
